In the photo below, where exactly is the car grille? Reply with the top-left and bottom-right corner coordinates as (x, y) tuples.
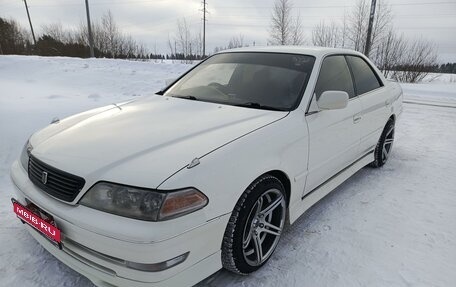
(28, 155), (85, 202)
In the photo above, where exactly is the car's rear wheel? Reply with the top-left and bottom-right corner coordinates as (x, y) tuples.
(371, 119), (395, 168)
(222, 175), (286, 274)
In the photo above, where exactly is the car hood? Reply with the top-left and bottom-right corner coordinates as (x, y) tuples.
(30, 95), (287, 191)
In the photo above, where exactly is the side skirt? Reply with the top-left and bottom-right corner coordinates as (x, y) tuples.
(289, 150), (374, 223)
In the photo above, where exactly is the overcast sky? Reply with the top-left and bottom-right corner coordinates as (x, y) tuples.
(1, 0), (455, 62)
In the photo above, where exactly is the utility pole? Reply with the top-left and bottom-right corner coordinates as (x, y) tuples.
(85, 0), (95, 58)
(364, 0), (377, 57)
(202, 0), (207, 58)
(23, 0), (36, 46)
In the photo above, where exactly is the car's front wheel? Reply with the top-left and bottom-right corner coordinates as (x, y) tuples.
(222, 175), (287, 274)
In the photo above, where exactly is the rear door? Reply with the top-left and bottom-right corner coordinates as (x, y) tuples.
(304, 55), (362, 195)
(345, 55), (388, 154)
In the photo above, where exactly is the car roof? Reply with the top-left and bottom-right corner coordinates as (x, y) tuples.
(218, 46), (365, 59)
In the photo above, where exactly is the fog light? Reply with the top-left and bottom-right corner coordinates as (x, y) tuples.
(125, 252), (189, 272)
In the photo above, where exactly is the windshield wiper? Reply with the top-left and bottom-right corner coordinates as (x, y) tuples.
(234, 102), (286, 111)
(171, 95), (199, 101)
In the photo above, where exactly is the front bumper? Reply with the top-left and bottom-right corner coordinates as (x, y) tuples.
(10, 160), (228, 287)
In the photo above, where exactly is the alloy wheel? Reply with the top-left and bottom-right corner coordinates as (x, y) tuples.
(381, 125), (395, 163)
(242, 188), (286, 266)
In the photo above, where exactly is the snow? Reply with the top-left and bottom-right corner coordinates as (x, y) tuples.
(398, 73), (456, 109)
(1, 55), (455, 287)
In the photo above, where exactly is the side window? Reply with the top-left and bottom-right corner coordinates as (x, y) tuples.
(346, 56), (382, 95)
(314, 56), (355, 100)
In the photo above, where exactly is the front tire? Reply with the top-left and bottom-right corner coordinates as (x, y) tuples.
(371, 119), (395, 168)
(222, 175), (287, 274)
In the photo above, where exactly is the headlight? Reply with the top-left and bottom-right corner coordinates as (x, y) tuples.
(80, 182), (208, 221)
(20, 139), (33, 170)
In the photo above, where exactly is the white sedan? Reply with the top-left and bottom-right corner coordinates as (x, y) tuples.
(10, 46), (402, 287)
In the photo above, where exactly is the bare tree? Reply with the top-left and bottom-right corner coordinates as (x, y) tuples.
(75, 11), (147, 59)
(310, 0), (391, 52)
(269, 0), (304, 45)
(0, 17), (31, 54)
(193, 30), (203, 57)
(169, 18), (203, 62)
(375, 28), (406, 78)
(369, 0), (393, 56)
(41, 22), (76, 44)
(100, 11), (120, 57)
(227, 34), (245, 49)
(308, 0), (437, 82)
(291, 11), (304, 45)
(312, 21), (340, 47)
(167, 33), (175, 58)
(176, 18), (192, 62)
(76, 20), (88, 46)
(346, 0), (369, 52)
(373, 29), (437, 82)
(85, 11), (122, 58)
(393, 38), (438, 83)
(269, 0), (292, 45)
(345, 0), (392, 57)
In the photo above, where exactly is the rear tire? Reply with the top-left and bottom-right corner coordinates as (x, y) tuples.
(370, 119), (395, 168)
(221, 175), (286, 275)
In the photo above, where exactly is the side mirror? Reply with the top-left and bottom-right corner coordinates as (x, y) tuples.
(317, 91), (349, 110)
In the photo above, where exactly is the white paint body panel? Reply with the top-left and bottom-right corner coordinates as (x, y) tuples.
(10, 46), (402, 287)
(305, 98), (362, 195)
(30, 96), (286, 205)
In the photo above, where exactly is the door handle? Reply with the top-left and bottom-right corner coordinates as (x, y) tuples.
(353, 115), (362, 123)
(385, 99), (392, 106)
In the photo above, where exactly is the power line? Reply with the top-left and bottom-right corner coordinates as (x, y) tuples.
(210, 13), (456, 19)
(215, 1), (456, 9)
(207, 22), (456, 29)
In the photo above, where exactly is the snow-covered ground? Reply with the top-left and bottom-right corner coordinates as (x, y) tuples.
(1, 56), (455, 287)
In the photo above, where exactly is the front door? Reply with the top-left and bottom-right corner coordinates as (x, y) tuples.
(304, 55), (362, 196)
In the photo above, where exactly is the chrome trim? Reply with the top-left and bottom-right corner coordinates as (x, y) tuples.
(41, 171), (48, 184)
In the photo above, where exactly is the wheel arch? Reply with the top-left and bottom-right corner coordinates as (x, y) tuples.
(260, 170), (291, 207)
(388, 114), (396, 124)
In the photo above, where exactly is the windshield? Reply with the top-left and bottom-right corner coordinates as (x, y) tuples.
(164, 52), (315, 111)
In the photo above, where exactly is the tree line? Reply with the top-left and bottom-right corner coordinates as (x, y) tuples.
(0, 12), (148, 59)
(1, 1), (455, 81)
(302, 0), (450, 82)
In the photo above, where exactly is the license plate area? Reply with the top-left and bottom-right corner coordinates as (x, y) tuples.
(12, 198), (62, 249)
